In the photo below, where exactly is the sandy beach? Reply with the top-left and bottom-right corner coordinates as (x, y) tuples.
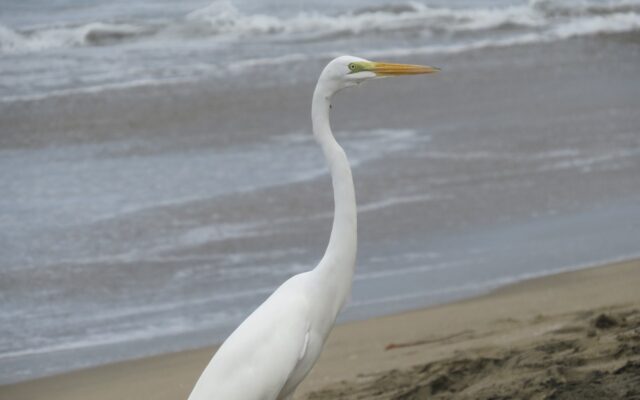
(2, 259), (638, 400)
(2, 0), (640, 392)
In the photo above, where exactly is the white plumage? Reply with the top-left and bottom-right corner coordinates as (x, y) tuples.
(188, 55), (438, 400)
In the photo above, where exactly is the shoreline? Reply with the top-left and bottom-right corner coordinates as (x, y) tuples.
(2, 258), (639, 399)
(3, 32), (640, 388)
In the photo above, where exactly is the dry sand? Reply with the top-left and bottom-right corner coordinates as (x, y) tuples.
(2, 259), (639, 400)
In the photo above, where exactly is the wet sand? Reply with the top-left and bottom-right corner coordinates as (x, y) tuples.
(1, 259), (638, 400)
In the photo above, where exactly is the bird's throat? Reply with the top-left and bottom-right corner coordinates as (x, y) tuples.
(311, 84), (358, 311)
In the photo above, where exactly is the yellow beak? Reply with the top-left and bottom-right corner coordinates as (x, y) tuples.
(370, 62), (440, 76)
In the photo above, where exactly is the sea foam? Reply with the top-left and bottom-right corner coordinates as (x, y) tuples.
(2, 0), (639, 54)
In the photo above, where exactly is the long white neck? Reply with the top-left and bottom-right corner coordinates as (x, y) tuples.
(311, 81), (357, 313)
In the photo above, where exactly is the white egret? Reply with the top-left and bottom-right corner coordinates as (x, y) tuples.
(188, 55), (439, 400)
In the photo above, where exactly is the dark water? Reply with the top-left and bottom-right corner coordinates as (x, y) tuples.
(1, 0), (640, 385)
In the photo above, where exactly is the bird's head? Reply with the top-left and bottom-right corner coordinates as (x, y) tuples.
(318, 55), (440, 94)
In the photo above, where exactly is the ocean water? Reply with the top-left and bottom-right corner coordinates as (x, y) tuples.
(1, 0), (640, 385)
(2, 0), (640, 100)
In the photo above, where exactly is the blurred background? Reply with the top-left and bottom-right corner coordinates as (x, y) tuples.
(1, 0), (639, 384)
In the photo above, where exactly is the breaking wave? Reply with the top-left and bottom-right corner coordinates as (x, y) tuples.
(2, 0), (640, 53)
(0, 22), (156, 53)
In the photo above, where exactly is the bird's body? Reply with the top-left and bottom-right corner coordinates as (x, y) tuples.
(188, 271), (337, 400)
(188, 56), (438, 400)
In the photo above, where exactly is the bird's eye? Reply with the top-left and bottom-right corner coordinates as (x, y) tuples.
(349, 63), (356, 70)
